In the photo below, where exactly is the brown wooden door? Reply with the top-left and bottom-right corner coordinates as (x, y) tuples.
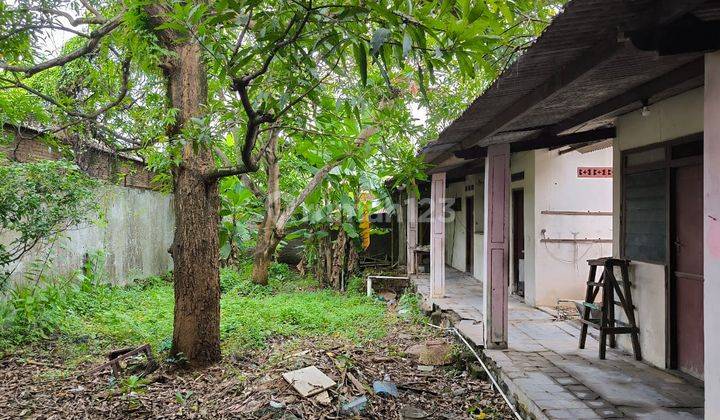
(672, 164), (704, 378)
(466, 196), (474, 273)
(512, 189), (525, 296)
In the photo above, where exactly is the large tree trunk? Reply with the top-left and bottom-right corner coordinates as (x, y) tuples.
(166, 42), (221, 366)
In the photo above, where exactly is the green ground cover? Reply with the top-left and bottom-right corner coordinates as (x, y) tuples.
(0, 261), (391, 362)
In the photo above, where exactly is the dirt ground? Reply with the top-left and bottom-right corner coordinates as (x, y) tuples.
(0, 318), (511, 419)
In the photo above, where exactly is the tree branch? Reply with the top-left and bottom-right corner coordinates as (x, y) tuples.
(25, 7), (108, 26)
(205, 123), (278, 181)
(212, 145), (264, 199)
(0, 57), (131, 120)
(0, 15), (122, 76)
(239, 8), (311, 84)
(78, 0), (104, 21)
(275, 126), (378, 232)
(231, 7), (253, 61)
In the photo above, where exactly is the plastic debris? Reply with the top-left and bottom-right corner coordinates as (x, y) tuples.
(373, 380), (399, 397)
(341, 396), (368, 414)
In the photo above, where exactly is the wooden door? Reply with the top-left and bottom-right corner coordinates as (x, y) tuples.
(672, 164), (704, 378)
(466, 196), (474, 273)
(512, 189), (525, 296)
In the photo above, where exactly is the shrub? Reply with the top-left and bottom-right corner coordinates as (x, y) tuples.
(0, 160), (99, 286)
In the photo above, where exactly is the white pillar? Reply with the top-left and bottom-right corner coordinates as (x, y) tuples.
(406, 193), (418, 275)
(430, 172), (446, 298)
(483, 144), (510, 349)
(704, 51), (720, 419)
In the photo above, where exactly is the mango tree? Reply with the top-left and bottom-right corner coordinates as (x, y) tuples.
(0, 0), (560, 366)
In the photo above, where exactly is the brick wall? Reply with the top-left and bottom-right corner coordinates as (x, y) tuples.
(1, 127), (156, 190)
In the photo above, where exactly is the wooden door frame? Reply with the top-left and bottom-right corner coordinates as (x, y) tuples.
(619, 133), (703, 370)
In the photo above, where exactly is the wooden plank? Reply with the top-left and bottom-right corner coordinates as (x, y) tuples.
(541, 210), (613, 216)
(406, 194), (418, 275)
(429, 172), (446, 298)
(483, 144), (510, 349)
(511, 126), (617, 152)
(540, 238), (613, 243)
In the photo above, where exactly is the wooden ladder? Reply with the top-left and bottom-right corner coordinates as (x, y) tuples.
(578, 257), (642, 361)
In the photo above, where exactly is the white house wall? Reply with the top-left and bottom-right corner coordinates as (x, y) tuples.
(444, 175), (484, 279)
(472, 174), (485, 280)
(510, 151), (537, 304)
(445, 181), (466, 271)
(532, 147), (614, 307)
(613, 87), (704, 369)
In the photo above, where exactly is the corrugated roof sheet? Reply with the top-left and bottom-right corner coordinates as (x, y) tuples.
(425, 0), (720, 165)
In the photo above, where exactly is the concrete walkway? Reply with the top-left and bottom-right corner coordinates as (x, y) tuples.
(413, 268), (704, 420)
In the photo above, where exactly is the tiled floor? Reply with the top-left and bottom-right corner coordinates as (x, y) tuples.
(413, 268), (704, 420)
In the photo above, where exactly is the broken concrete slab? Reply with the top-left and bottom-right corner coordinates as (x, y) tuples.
(314, 390), (331, 405)
(282, 366), (336, 397)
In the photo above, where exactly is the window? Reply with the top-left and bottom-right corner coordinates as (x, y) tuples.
(620, 134), (702, 264)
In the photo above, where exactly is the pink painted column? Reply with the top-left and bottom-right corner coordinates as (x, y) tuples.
(483, 143), (510, 349)
(704, 51), (720, 419)
(430, 172), (446, 298)
(406, 193), (418, 275)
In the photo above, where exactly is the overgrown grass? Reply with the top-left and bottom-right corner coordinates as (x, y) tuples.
(0, 261), (389, 359)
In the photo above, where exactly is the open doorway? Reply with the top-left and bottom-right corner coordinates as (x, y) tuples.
(512, 189), (525, 297)
(465, 196), (473, 273)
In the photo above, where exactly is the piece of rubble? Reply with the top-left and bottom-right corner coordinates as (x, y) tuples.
(417, 365), (434, 372)
(400, 405), (429, 419)
(347, 372), (366, 393)
(452, 387), (467, 397)
(282, 366), (336, 397)
(373, 380), (399, 397)
(314, 390), (331, 405)
(405, 344), (426, 357)
(378, 291), (397, 301)
(418, 342), (455, 366)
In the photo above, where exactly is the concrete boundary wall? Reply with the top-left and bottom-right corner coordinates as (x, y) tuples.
(3, 185), (174, 285)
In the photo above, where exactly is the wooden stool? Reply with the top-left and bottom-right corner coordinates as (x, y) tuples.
(579, 258), (642, 361)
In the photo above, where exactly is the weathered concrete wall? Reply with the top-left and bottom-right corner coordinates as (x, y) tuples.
(471, 174), (485, 281)
(445, 180), (467, 271)
(4, 185), (174, 284)
(704, 52), (720, 419)
(613, 87), (704, 369)
(443, 175), (484, 279)
(532, 147), (613, 307)
(509, 151), (536, 304)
